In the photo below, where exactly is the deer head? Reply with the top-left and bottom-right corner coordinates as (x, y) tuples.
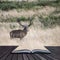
(17, 17), (32, 31)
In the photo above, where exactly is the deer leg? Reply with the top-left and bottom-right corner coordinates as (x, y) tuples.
(20, 38), (22, 40)
(10, 32), (12, 37)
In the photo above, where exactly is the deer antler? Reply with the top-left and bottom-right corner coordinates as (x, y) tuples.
(17, 18), (25, 27)
(27, 17), (33, 27)
(28, 15), (36, 27)
(17, 17), (33, 27)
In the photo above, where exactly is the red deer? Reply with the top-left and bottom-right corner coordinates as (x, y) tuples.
(10, 18), (32, 39)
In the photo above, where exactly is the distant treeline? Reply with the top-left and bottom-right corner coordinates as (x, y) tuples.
(0, 0), (59, 11)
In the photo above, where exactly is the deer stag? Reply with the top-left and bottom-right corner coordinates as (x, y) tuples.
(10, 18), (32, 39)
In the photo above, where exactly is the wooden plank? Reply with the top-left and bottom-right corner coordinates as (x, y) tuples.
(6, 54), (13, 60)
(0, 52), (11, 60)
(0, 47), (12, 59)
(18, 54), (23, 60)
(44, 54), (58, 60)
(26, 54), (35, 60)
(23, 54), (29, 60)
(39, 54), (56, 60)
(35, 54), (46, 60)
(0, 46), (17, 60)
(46, 46), (60, 60)
(12, 54), (18, 60)
(0, 46), (8, 56)
(31, 54), (41, 60)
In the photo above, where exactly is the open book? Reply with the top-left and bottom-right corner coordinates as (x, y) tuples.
(12, 49), (51, 54)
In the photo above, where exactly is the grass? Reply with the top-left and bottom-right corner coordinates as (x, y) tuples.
(0, 2), (18, 11)
(10, 24), (17, 29)
(38, 11), (60, 28)
(0, 8), (60, 28)
(38, 4), (60, 28)
(0, 17), (17, 22)
(0, 15), (35, 22)
(0, 0), (60, 11)
(0, 1), (36, 10)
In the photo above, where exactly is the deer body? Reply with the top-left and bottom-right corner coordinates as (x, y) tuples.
(10, 27), (28, 39)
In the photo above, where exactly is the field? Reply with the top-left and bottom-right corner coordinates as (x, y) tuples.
(0, 0), (60, 51)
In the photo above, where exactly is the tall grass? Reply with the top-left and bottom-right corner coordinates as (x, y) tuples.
(0, 16), (35, 22)
(0, 1), (37, 10)
(38, 13), (60, 28)
(0, 0), (60, 11)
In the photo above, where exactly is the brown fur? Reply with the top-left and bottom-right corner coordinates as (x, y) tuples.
(10, 27), (27, 39)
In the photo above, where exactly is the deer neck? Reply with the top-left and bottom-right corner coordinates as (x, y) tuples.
(23, 27), (28, 33)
